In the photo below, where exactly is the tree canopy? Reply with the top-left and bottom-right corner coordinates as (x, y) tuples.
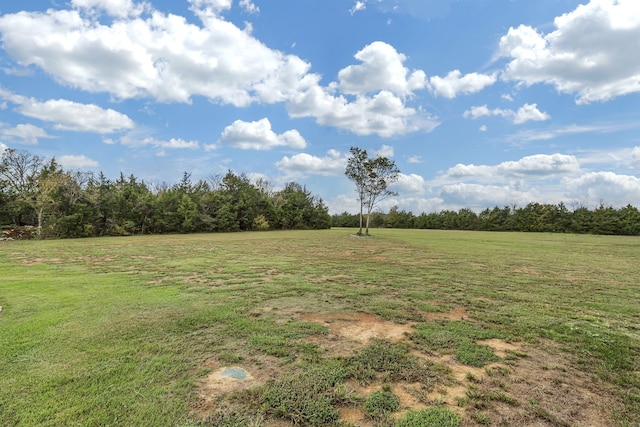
(1, 149), (331, 239)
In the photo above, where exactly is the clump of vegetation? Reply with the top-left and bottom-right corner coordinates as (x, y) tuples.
(261, 362), (346, 426)
(344, 340), (440, 385)
(365, 386), (399, 419)
(395, 406), (461, 427)
(411, 321), (503, 367)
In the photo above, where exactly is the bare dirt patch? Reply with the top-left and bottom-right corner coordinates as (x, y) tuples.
(424, 306), (468, 321)
(195, 308), (620, 426)
(302, 312), (414, 347)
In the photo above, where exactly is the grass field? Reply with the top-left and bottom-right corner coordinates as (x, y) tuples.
(1, 229), (638, 426)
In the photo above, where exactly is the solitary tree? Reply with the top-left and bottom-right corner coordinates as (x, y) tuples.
(345, 146), (400, 236)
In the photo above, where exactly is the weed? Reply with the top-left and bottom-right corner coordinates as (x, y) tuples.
(466, 372), (482, 383)
(455, 340), (500, 367)
(411, 321), (503, 367)
(261, 362), (345, 426)
(395, 406), (461, 427)
(471, 411), (491, 425)
(365, 389), (400, 418)
(344, 340), (439, 386)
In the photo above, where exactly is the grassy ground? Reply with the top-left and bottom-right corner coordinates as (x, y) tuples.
(0, 229), (638, 426)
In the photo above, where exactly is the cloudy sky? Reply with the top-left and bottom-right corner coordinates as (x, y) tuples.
(1, 0), (639, 214)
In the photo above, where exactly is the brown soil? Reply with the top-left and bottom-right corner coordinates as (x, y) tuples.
(195, 307), (620, 426)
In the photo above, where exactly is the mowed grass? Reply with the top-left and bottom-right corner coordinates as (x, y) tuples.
(0, 229), (639, 426)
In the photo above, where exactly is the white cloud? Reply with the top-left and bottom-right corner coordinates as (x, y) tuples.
(463, 104), (511, 120)
(239, 0), (259, 14)
(0, 89), (135, 134)
(444, 154), (581, 180)
(391, 173), (425, 194)
(58, 154), (100, 168)
(0, 123), (55, 145)
(563, 172), (640, 206)
(0, 5), (314, 106)
(508, 122), (635, 143)
(376, 144), (394, 158)
(513, 103), (551, 124)
(407, 155), (423, 164)
(336, 41), (427, 97)
(349, 1), (367, 15)
(275, 150), (347, 177)
(71, 0), (147, 18)
(464, 103), (550, 124)
(499, 0), (640, 103)
(219, 118), (307, 151)
(0, 8), (437, 138)
(288, 87), (439, 137)
(120, 134), (200, 150)
(479, 125), (488, 132)
(429, 70), (497, 98)
(20, 99), (136, 134)
(439, 183), (538, 209)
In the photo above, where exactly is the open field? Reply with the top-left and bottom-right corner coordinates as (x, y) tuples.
(1, 229), (639, 426)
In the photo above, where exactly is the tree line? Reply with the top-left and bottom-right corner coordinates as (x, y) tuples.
(332, 203), (640, 235)
(0, 149), (331, 239)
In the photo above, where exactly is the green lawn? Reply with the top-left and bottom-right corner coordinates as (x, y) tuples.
(1, 229), (638, 426)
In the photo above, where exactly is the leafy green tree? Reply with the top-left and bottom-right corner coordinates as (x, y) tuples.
(345, 147), (400, 235)
(0, 149), (44, 227)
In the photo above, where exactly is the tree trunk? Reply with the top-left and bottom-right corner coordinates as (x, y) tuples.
(358, 201), (363, 235)
(365, 211), (371, 236)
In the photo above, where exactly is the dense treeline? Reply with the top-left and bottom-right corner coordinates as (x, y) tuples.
(0, 149), (330, 239)
(332, 203), (640, 235)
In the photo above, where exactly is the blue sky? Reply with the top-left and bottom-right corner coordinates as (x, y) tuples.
(1, 0), (639, 214)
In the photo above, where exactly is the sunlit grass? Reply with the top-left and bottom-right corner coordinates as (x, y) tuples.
(0, 229), (638, 425)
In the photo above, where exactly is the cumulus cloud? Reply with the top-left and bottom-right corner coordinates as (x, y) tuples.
(376, 144), (394, 158)
(391, 173), (425, 194)
(0, 8), (438, 138)
(21, 99), (135, 133)
(464, 103), (550, 124)
(439, 183), (538, 209)
(445, 154), (581, 180)
(513, 103), (551, 124)
(288, 87), (439, 137)
(563, 172), (640, 205)
(71, 0), (147, 17)
(0, 89), (135, 134)
(463, 105), (511, 120)
(58, 154), (100, 168)
(429, 70), (497, 98)
(0, 5), (314, 106)
(336, 41), (427, 97)
(219, 118), (306, 151)
(498, 0), (640, 103)
(0, 123), (55, 145)
(275, 150), (347, 177)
